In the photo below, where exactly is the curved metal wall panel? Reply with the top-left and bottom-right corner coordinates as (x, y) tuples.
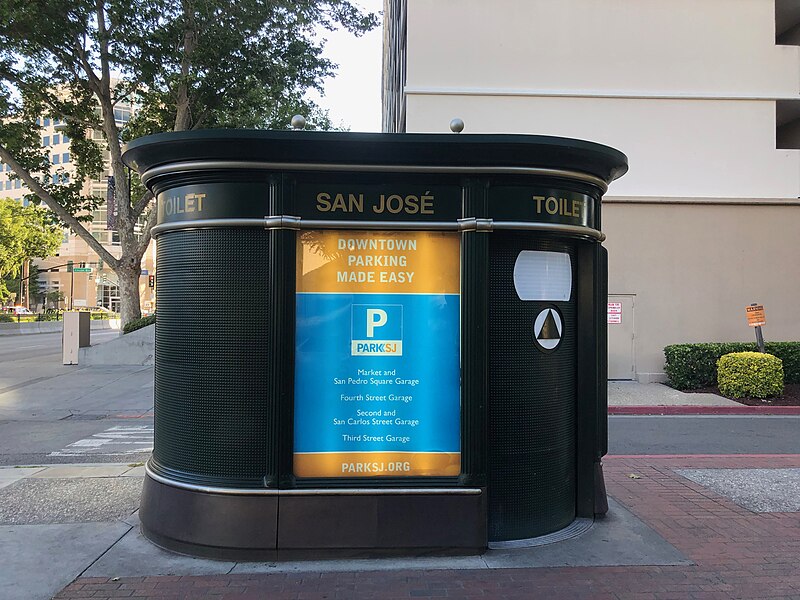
(488, 234), (577, 541)
(153, 228), (272, 487)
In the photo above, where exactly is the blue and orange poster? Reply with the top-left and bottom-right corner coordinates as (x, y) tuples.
(294, 230), (461, 477)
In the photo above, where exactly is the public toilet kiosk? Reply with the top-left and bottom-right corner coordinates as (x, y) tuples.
(122, 129), (627, 558)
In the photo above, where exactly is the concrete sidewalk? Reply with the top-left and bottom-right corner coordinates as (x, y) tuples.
(2, 455), (792, 600)
(608, 381), (740, 407)
(608, 381), (800, 415)
(3, 350), (798, 599)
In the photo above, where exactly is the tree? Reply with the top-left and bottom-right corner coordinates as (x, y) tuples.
(0, 198), (62, 303)
(5, 263), (43, 306)
(0, 0), (377, 325)
(45, 290), (65, 309)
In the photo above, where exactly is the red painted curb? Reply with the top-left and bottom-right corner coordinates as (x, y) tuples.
(605, 453), (800, 459)
(609, 405), (800, 415)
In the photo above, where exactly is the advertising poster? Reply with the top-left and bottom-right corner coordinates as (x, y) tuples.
(294, 230), (461, 478)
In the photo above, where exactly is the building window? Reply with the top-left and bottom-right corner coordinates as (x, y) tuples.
(62, 134), (70, 143)
(113, 108), (131, 123)
(62, 152), (70, 163)
(4, 181), (10, 190)
(52, 174), (58, 184)
(42, 136), (50, 146)
(52, 154), (60, 164)
(15, 180), (21, 189)
(53, 134), (60, 145)
(43, 117), (50, 126)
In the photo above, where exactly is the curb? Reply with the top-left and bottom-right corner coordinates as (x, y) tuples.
(609, 405), (800, 415)
(0, 319), (120, 336)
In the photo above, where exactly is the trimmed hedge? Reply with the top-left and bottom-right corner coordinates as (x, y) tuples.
(90, 311), (118, 320)
(717, 352), (784, 398)
(36, 312), (61, 321)
(123, 314), (155, 334)
(664, 342), (800, 390)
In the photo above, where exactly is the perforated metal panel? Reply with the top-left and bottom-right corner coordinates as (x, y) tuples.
(487, 234), (576, 541)
(153, 228), (273, 487)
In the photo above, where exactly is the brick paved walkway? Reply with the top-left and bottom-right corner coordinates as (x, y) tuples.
(54, 455), (800, 600)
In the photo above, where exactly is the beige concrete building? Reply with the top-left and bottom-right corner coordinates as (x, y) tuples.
(0, 103), (155, 313)
(383, 0), (800, 381)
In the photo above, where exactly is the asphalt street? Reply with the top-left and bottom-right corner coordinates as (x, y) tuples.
(2, 330), (799, 465)
(608, 415), (800, 455)
(0, 328), (120, 362)
(0, 329), (152, 465)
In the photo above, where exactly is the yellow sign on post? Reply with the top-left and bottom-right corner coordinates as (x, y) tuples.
(745, 304), (766, 327)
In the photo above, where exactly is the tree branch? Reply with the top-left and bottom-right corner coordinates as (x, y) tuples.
(96, 0), (112, 93)
(72, 40), (102, 95)
(0, 144), (119, 269)
(35, 88), (100, 131)
(112, 78), (145, 106)
(135, 206), (157, 260)
(191, 109), (208, 129)
(131, 190), (154, 220)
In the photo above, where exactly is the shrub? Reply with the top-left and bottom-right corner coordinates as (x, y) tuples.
(717, 352), (784, 399)
(0, 313), (13, 323)
(123, 314), (155, 334)
(90, 311), (118, 320)
(36, 311), (61, 322)
(664, 342), (800, 389)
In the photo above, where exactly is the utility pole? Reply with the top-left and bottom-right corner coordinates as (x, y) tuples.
(67, 260), (74, 310)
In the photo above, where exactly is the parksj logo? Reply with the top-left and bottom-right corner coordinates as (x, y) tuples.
(351, 305), (403, 356)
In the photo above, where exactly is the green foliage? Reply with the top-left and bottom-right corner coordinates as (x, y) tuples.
(0, 0), (377, 326)
(0, 313), (13, 323)
(90, 310), (117, 320)
(717, 352), (784, 399)
(0, 198), (62, 301)
(664, 342), (800, 389)
(44, 290), (64, 308)
(121, 0), (376, 136)
(36, 310), (61, 321)
(123, 314), (155, 334)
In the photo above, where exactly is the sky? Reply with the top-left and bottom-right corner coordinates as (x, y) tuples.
(312, 0), (384, 132)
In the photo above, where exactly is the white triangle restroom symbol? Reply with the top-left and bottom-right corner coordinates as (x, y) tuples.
(533, 308), (563, 351)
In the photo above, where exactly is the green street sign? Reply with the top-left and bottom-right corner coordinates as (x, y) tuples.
(73, 267), (92, 272)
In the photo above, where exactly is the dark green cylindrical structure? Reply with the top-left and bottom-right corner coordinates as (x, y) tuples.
(123, 130), (626, 558)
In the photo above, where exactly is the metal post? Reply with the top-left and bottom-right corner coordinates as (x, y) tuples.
(750, 303), (765, 353)
(69, 269), (74, 310)
(755, 326), (765, 353)
(21, 260), (27, 309)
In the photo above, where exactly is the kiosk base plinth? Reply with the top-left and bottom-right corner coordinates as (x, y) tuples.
(594, 461), (609, 516)
(140, 473), (487, 560)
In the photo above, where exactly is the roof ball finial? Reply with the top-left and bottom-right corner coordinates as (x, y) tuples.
(291, 115), (306, 130)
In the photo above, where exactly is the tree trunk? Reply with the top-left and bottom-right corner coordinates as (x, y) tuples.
(117, 258), (142, 325)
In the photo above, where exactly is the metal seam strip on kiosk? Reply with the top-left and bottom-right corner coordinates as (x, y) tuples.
(150, 217), (606, 241)
(145, 464), (481, 496)
(141, 160), (610, 192)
